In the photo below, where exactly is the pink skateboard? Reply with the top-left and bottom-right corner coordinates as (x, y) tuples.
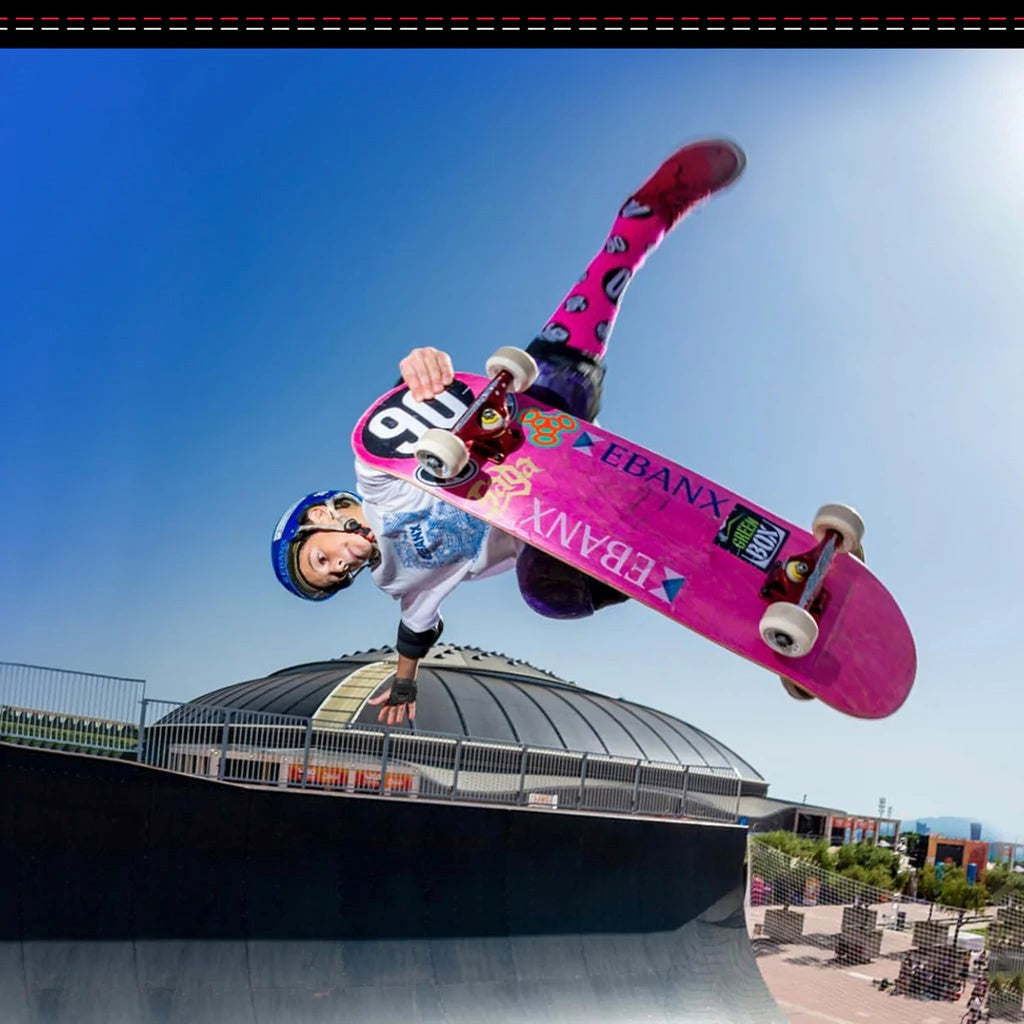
(352, 348), (916, 719)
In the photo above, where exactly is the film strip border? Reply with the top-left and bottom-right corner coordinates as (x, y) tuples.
(1, 14), (1022, 35)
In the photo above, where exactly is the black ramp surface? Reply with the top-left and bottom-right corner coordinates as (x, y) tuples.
(0, 743), (786, 1023)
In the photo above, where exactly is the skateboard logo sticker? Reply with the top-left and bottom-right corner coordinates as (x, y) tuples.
(714, 505), (789, 571)
(571, 431), (600, 455)
(518, 499), (666, 595)
(653, 570), (687, 604)
(519, 408), (578, 448)
(466, 456), (542, 518)
(593, 440), (730, 519)
(363, 382), (474, 459)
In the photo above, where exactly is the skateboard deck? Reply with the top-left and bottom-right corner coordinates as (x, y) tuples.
(352, 373), (916, 719)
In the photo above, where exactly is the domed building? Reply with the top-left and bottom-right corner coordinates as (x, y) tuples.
(152, 644), (768, 821)
(194, 644), (760, 778)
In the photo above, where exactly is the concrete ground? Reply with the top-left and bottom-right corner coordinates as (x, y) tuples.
(748, 903), (990, 1024)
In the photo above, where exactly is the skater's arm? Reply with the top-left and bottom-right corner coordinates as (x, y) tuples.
(399, 346), (454, 402)
(396, 652), (421, 681)
(367, 617), (444, 726)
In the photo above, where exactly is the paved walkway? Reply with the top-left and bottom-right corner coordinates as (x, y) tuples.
(749, 903), (988, 1024)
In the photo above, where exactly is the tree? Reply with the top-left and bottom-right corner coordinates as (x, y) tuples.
(834, 839), (905, 889)
(933, 864), (988, 949)
(917, 863), (942, 902)
(986, 863), (1024, 904)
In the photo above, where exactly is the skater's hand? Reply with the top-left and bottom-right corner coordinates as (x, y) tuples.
(400, 347), (454, 402)
(367, 678), (417, 726)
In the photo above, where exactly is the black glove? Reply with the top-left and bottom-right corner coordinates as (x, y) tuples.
(384, 676), (417, 706)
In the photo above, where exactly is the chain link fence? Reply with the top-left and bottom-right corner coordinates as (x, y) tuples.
(747, 838), (1018, 1022)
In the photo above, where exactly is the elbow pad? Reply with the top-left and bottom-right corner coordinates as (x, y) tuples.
(396, 617), (444, 658)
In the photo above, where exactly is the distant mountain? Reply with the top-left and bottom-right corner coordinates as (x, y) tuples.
(904, 817), (1015, 842)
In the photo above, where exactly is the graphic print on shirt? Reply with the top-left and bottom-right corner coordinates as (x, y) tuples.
(383, 504), (488, 569)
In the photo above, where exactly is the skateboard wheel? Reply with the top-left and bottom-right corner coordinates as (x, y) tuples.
(759, 602), (819, 658)
(779, 677), (816, 701)
(414, 428), (470, 480)
(812, 503), (865, 554)
(485, 346), (539, 393)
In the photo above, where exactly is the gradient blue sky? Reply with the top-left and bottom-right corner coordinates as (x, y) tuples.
(3, 49), (1021, 837)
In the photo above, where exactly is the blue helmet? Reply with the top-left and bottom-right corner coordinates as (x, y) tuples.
(271, 490), (371, 601)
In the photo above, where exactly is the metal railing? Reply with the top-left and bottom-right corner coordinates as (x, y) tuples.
(0, 661), (743, 824)
(138, 697), (743, 822)
(0, 661), (144, 756)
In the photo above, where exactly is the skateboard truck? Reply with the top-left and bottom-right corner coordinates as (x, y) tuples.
(758, 504), (865, 658)
(414, 347), (539, 479)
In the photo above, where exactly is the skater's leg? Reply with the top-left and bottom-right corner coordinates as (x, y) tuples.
(525, 137), (747, 420)
(518, 139), (746, 619)
(538, 137), (747, 363)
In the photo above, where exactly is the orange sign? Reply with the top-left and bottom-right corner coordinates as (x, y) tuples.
(287, 763), (415, 793)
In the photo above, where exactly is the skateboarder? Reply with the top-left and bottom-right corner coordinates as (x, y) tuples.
(272, 139), (747, 724)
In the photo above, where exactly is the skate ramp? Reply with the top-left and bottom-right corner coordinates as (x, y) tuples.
(0, 742), (785, 1023)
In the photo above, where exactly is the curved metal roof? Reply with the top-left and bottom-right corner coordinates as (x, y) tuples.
(193, 644), (764, 781)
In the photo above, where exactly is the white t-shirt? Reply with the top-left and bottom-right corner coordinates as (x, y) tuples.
(354, 458), (522, 633)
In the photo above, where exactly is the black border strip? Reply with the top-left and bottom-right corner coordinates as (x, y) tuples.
(0, 14), (1019, 46)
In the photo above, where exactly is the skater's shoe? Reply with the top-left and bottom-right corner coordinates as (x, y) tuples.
(629, 138), (746, 228)
(778, 544), (865, 702)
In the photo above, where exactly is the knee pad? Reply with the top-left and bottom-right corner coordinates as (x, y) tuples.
(516, 546), (596, 620)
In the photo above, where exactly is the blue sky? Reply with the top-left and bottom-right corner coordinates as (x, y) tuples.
(3, 49), (1022, 838)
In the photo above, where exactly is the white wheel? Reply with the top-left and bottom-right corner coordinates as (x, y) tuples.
(812, 503), (865, 554)
(414, 428), (469, 480)
(759, 602), (819, 658)
(485, 346), (539, 392)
